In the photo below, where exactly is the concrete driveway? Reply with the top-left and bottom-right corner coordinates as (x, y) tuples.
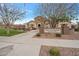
(0, 30), (79, 56)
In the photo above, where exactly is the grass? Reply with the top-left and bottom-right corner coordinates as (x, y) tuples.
(0, 28), (24, 36)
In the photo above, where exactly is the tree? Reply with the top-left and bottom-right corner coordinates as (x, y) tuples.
(0, 4), (25, 34)
(36, 3), (79, 28)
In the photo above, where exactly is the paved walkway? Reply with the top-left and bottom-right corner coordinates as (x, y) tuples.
(0, 30), (79, 56)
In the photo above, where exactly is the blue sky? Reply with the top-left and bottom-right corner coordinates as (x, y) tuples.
(14, 3), (40, 24)
(13, 3), (79, 24)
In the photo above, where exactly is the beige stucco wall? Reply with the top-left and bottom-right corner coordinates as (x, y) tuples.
(25, 20), (72, 30)
(44, 21), (50, 28)
(57, 22), (71, 28)
(29, 21), (37, 29)
(25, 21), (36, 29)
(25, 23), (28, 28)
(25, 16), (73, 29)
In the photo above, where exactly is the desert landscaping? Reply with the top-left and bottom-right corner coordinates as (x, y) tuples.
(39, 45), (79, 56)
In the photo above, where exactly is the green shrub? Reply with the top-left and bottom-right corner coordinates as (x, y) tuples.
(75, 28), (79, 31)
(49, 48), (60, 56)
(36, 33), (41, 36)
(56, 33), (61, 37)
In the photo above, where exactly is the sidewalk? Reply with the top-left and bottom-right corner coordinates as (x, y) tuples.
(0, 30), (79, 56)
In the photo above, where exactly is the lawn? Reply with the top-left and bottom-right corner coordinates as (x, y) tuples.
(0, 28), (24, 36)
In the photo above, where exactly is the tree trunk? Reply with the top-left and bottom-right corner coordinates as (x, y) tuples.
(51, 21), (57, 28)
(6, 24), (10, 35)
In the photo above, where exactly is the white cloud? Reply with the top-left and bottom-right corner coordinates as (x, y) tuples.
(14, 18), (34, 24)
(71, 20), (79, 25)
(26, 9), (33, 15)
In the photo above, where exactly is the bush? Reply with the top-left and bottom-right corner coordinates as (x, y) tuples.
(75, 29), (78, 31)
(56, 33), (61, 37)
(49, 48), (60, 56)
(75, 28), (79, 31)
(36, 33), (41, 36)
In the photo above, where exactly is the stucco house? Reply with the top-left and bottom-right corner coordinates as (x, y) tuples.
(25, 16), (51, 30)
(57, 21), (72, 29)
(25, 16), (73, 30)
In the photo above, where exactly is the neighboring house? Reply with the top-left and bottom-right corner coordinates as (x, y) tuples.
(11, 25), (25, 30)
(0, 24), (25, 30)
(26, 21), (36, 30)
(0, 24), (6, 28)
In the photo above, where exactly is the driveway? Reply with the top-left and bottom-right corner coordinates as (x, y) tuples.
(0, 30), (79, 56)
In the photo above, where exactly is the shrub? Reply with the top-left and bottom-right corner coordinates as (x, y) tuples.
(75, 28), (79, 31)
(49, 48), (60, 56)
(36, 33), (41, 36)
(75, 29), (78, 31)
(56, 33), (61, 37)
